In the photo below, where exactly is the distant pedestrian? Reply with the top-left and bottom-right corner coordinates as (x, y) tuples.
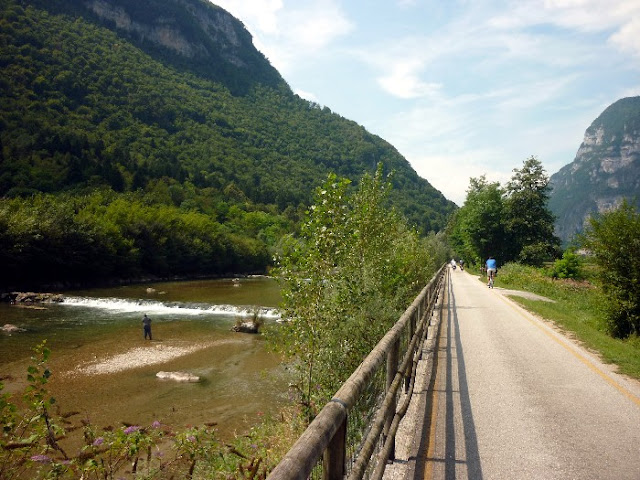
(142, 314), (152, 340)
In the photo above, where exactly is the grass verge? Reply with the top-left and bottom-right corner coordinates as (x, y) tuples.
(486, 263), (640, 380)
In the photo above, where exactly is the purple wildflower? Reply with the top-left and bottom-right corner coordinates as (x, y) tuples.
(93, 437), (104, 447)
(124, 425), (140, 435)
(31, 454), (52, 463)
(151, 420), (161, 429)
(187, 435), (196, 443)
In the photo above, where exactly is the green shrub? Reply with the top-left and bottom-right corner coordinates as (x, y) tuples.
(553, 250), (583, 279)
(581, 200), (640, 338)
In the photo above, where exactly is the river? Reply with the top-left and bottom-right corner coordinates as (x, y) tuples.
(0, 276), (290, 441)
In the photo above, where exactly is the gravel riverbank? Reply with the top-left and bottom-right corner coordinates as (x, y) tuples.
(65, 340), (237, 376)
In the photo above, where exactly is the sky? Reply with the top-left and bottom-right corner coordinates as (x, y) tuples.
(209, 0), (640, 206)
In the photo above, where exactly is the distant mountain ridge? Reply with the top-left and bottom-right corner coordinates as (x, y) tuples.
(549, 97), (640, 243)
(0, 0), (456, 232)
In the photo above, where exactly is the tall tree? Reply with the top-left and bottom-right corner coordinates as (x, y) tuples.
(503, 156), (560, 265)
(448, 176), (505, 265)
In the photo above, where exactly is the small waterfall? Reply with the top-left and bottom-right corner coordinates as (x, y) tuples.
(61, 296), (280, 319)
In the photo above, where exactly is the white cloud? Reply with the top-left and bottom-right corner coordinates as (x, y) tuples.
(377, 59), (441, 99)
(610, 17), (640, 57)
(409, 151), (513, 206)
(490, 1), (640, 56)
(283, 2), (353, 51)
(211, 0), (354, 76)
(211, 0), (283, 35)
(294, 88), (319, 103)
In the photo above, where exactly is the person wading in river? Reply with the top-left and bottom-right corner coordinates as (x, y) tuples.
(142, 314), (152, 340)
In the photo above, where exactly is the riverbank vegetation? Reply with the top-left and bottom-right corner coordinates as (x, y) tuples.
(271, 166), (449, 419)
(0, 187), (293, 289)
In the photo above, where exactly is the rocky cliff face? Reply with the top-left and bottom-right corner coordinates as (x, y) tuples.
(78, 0), (286, 94)
(549, 97), (640, 244)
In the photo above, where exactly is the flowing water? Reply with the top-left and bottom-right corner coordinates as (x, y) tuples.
(0, 277), (290, 441)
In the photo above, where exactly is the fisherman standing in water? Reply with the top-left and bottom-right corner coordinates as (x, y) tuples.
(142, 313), (152, 340)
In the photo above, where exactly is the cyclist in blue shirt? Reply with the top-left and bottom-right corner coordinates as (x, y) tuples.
(486, 257), (497, 287)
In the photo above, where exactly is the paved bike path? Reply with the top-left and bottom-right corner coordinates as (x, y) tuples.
(416, 268), (640, 480)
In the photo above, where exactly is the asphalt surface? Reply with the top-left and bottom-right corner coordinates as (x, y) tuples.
(397, 267), (640, 480)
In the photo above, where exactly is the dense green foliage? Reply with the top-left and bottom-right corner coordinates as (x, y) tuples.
(447, 176), (504, 265)
(552, 250), (583, 279)
(271, 166), (449, 417)
(503, 157), (560, 265)
(28, 0), (288, 96)
(449, 156), (560, 267)
(0, 188), (291, 288)
(581, 200), (640, 338)
(0, 0), (454, 230)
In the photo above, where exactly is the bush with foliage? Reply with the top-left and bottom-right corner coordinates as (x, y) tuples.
(552, 250), (583, 279)
(581, 200), (640, 338)
(271, 165), (447, 421)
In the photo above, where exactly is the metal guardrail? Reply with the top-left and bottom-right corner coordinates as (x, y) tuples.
(268, 265), (446, 480)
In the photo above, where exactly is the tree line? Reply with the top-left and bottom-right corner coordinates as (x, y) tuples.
(449, 155), (640, 339)
(0, 187), (293, 289)
(448, 156), (560, 267)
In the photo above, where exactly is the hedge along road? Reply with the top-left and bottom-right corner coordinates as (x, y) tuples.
(416, 267), (640, 480)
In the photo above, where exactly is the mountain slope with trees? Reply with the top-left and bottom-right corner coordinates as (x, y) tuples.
(0, 0), (456, 287)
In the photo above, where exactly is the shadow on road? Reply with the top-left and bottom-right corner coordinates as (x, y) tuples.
(412, 272), (483, 480)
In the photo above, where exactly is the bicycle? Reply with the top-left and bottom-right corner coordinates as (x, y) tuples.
(487, 270), (495, 289)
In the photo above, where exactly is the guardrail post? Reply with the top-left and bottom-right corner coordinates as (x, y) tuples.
(384, 339), (399, 461)
(405, 309), (416, 394)
(323, 417), (346, 480)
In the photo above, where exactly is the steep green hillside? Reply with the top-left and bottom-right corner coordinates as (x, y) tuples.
(549, 97), (640, 244)
(0, 0), (455, 233)
(0, 0), (456, 287)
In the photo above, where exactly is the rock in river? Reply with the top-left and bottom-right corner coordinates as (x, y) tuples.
(156, 371), (200, 382)
(2, 323), (26, 333)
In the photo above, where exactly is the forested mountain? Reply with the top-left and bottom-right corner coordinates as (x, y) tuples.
(0, 0), (454, 227)
(0, 0), (455, 288)
(549, 97), (640, 244)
